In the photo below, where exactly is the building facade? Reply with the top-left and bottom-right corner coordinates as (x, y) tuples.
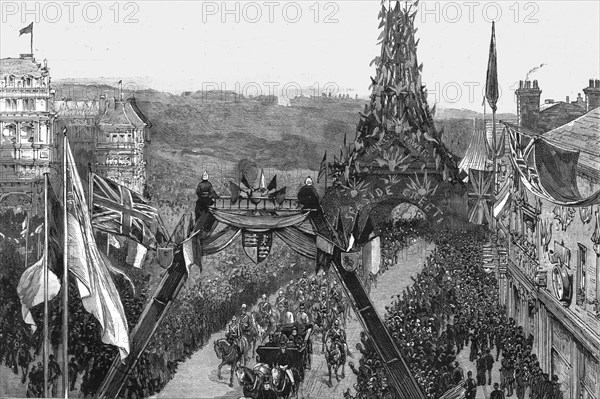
(0, 54), (56, 211)
(497, 87), (600, 399)
(54, 95), (151, 194)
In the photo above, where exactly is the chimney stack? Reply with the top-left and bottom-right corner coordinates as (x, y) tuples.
(515, 79), (542, 131)
(566, 96), (569, 103)
(583, 78), (600, 111)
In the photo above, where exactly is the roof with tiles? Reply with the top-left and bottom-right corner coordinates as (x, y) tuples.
(99, 98), (149, 129)
(542, 107), (600, 181)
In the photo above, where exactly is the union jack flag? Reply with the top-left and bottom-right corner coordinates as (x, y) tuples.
(468, 169), (493, 225)
(92, 173), (160, 248)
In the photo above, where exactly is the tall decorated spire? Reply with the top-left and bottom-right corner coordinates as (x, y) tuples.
(330, 0), (457, 186)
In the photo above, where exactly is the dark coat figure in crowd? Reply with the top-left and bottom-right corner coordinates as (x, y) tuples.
(68, 357), (79, 391)
(476, 354), (487, 386)
(515, 368), (526, 399)
(463, 370), (477, 399)
(451, 361), (464, 385)
(297, 177), (320, 211)
(490, 382), (505, 399)
(195, 171), (220, 222)
(482, 348), (495, 385)
(48, 354), (62, 397)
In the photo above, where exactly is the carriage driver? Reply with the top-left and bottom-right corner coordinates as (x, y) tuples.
(275, 335), (296, 389)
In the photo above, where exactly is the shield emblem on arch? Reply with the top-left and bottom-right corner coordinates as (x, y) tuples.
(242, 230), (272, 264)
(157, 246), (174, 269)
(340, 251), (361, 272)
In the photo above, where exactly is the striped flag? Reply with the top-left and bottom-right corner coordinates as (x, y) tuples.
(66, 140), (130, 360)
(92, 173), (160, 248)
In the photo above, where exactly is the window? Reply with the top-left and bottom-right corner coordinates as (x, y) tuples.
(577, 244), (587, 306)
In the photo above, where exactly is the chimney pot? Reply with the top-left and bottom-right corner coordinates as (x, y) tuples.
(519, 80), (524, 89)
(566, 96), (570, 103)
(595, 79), (600, 88)
(533, 80), (539, 89)
(589, 79), (595, 87)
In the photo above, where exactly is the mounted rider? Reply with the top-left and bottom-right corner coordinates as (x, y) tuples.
(239, 304), (252, 337)
(296, 302), (313, 370)
(275, 290), (286, 308)
(282, 301), (295, 325)
(226, 315), (240, 344)
(325, 319), (348, 356)
(258, 294), (272, 316)
(298, 271), (309, 292)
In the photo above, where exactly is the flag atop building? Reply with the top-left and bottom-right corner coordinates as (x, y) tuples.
(66, 140), (130, 360)
(19, 23), (33, 36)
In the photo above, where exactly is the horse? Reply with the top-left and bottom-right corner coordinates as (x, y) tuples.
(271, 366), (300, 399)
(264, 307), (281, 339)
(235, 365), (278, 399)
(253, 311), (270, 343)
(325, 339), (346, 387)
(214, 338), (242, 387)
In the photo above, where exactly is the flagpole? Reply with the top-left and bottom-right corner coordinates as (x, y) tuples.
(30, 24), (33, 54)
(62, 130), (69, 399)
(43, 173), (49, 398)
(24, 209), (30, 269)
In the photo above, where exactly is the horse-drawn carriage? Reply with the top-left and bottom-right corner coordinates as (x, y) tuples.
(255, 323), (312, 382)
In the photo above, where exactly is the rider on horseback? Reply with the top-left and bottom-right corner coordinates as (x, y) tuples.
(282, 301), (294, 325)
(259, 294), (272, 316)
(296, 303), (313, 370)
(239, 304), (252, 335)
(275, 290), (286, 308)
(226, 315), (239, 344)
(326, 319), (347, 357)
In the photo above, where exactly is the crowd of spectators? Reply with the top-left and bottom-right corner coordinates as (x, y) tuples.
(0, 207), (311, 398)
(347, 222), (565, 399)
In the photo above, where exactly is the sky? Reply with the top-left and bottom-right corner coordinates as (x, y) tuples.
(1, 0), (599, 113)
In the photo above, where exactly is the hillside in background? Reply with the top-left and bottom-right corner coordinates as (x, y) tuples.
(52, 82), (516, 212)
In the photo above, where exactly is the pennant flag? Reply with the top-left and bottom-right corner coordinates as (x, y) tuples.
(133, 243), (147, 269)
(107, 233), (122, 249)
(259, 169), (266, 190)
(92, 173), (160, 248)
(267, 175), (277, 191)
(16, 254), (61, 332)
(19, 22), (33, 36)
(485, 21), (499, 112)
(269, 186), (287, 205)
(66, 140), (130, 360)
(170, 207), (195, 245)
(229, 181), (240, 204)
(182, 235), (202, 273)
(125, 240), (146, 268)
(241, 175), (251, 190)
(317, 152), (327, 183)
